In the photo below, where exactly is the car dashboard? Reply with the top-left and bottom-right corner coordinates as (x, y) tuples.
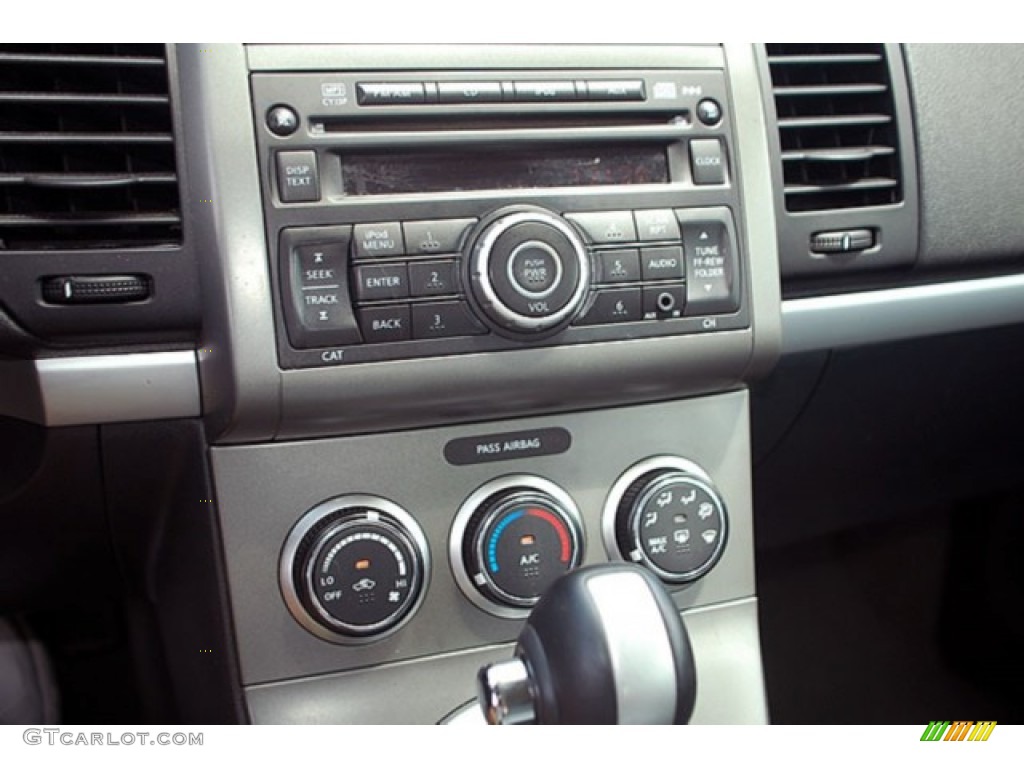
(0, 43), (1022, 725)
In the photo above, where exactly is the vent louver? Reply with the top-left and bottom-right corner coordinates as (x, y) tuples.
(766, 43), (902, 213)
(0, 44), (181, 250)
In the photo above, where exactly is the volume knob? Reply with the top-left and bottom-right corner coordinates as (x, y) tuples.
(467, 207), (590, 336)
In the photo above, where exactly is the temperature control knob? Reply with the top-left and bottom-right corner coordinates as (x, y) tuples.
(604, 458), (728, 584)
(467, 207), (590, 336)
(280, 496), (429, 644)
(451, 476), (584, 617)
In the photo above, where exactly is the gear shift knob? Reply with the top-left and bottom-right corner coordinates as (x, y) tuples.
(477, 563), (697, 724)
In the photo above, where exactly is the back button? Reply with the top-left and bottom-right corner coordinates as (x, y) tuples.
(358, 305), (412, 343)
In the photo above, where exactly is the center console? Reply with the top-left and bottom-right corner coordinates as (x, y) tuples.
(181, 43), (780, 723)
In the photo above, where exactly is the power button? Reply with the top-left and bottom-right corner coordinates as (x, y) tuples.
(508, 241), (562, 298)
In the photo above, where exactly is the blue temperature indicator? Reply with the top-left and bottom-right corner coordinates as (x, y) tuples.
(487, 509), (525, 573)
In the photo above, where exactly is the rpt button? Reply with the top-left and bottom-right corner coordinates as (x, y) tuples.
(634, 209), (681, 241)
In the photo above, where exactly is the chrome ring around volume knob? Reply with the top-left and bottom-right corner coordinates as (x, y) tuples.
(468, 208), (590, 335)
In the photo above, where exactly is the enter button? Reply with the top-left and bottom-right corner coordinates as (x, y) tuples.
(353, 263), (409, 301)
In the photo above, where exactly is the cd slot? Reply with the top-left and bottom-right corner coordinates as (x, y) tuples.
(315, 112), (685, 134)
(313, 120), (691, 151)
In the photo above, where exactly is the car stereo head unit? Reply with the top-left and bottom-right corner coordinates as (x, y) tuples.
(251, 68), (748, 369)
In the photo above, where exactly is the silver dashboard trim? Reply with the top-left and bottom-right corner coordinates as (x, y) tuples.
(244, 597), (768, 724)
(723, 43), (783, 378)
(782, 273), (1024, 354)
(246, 44), (725, 73)
(176, 43), (283, 443)
(7, 275), (1016, 428)
(0, 351), (200, 427)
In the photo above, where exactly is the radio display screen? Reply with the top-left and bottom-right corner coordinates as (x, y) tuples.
(340, 144), (669, 196)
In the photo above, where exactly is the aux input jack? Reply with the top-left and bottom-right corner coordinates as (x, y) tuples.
(656, 291), (676, 313)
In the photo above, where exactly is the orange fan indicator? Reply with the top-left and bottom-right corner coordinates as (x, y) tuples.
(520, 534), (536, 546)
(355, 559), (372, 571)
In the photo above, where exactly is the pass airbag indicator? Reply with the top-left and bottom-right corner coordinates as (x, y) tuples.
(443, 427), (571, 466)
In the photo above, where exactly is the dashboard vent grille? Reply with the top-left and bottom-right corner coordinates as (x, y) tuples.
(0, 44), (181, 250)
(766, 43), (902, 213)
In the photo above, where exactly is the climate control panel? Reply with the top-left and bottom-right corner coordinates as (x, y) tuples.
(279, 458), (729, 642)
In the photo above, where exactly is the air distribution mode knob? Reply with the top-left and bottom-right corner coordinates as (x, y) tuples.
(451, 476), (584, 617)
(279, 495), (429, 644)
(467, 207), (590, 336)
(605, 457), (728, 584)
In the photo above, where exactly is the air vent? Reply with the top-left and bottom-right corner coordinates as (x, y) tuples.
(0, 44), (181, 250)
(766, 44), (902, 213)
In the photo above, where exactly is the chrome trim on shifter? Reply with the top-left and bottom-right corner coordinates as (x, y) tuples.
(586, 569), (677, 724)
(476, 657), (536, 725)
